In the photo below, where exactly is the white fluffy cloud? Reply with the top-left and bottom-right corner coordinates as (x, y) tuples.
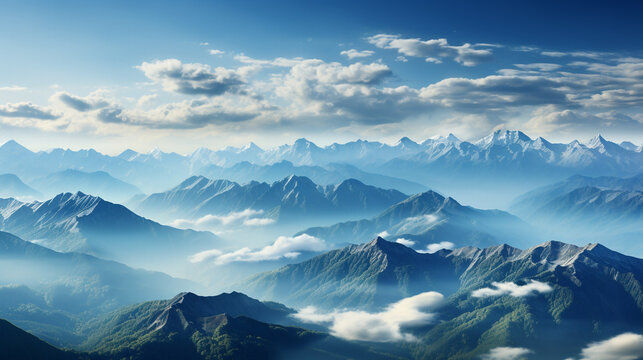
(368, 34), (494, 66)
(294, 291), (444, 342)
(340, 49), (375, 59)
(579, 333), (643, 360)
(481, 347), (533, 360)
(472, 280), (553, 298)
(395, 238), (415, 247)
(209, 49), (224, 55)
(171, 209), (274, 229)
(197, 234), (327, 265)
(418, 241), (455, 254)
(137, 59), (245, 96)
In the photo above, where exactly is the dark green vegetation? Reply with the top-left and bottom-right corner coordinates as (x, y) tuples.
(0, 319), (80, 360)
(77, 292), (399, 360)
(242, 238), (643, 359)
(298, 191), (536, 250)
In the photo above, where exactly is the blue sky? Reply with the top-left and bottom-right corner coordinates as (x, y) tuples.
(0, 0), (641, 153)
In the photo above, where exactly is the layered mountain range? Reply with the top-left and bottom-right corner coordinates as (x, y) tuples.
(510, 173), (643, 254)
(240, 237), (643, 359)
(77, 291), (395, 360)
(1, 130), (639, 208)
(133, 175), (408, 224)
(0, 192), (220, 271)
(298, 190), (536, 250)
(0, 231), (194, 346)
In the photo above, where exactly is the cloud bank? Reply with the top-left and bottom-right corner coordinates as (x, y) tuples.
(190, 234), (326, 265)
(294, 291), (444, 342)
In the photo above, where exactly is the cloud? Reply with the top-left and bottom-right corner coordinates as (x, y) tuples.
(472, 280), (553, 298)
(0, 102), (58, 120)
(137, 59), (245, 96)
(395, 56), (408, 62)
(53, 91), (110, 112)
(209, 49), (224, 55)
(205, 234), (327, 264)
(96, 98), (261, 129)
(0, 85), (27, 91)
(514, 63), (562, 72)
(200, 42), (209, 46)
(481, 347), (533, 360)
(368, 34), (494, 66)
(541, 51), (567, 57)
(188, 248), (222, 263)
(418, 241), (455, 254)
(418, 75), (571, 111)
(294, 291), (444, 342)
(395, 238), (415, 247)
(578, 333), (643, 360)
(526, 109), (642, 134)
(136, 94), (158, 107)
(340, 49), (375, 59)
(171, 208), (274, 229)
(377, 231), (390, 238)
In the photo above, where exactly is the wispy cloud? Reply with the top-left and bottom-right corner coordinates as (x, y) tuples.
(340, 49), (375, 59)
(294, 291), (444, 342)
(368, 34), (495, 66)
(472, 280), (553, 298)
(190, 234), (326, 265)
(0, 85), (27, 92)
(171, 208), (274, 229)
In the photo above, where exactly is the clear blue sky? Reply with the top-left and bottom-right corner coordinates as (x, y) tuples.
(0, 0), (641, 153)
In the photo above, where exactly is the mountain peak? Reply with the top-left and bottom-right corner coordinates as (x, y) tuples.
(242, 142), (263, 152)
(359, 236), (419, 257)
(587, 134), (607, 148)
(0, 140), (31, 154)
(477, 129), (532, 147)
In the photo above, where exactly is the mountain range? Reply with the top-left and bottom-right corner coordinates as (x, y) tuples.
(198, 160), (427, 195)
(1, 130), (640, 208)
(0, 231), (194, 346)
(0, 192), (220, 272)
(77, 291), (396, 360)
(0, 319), (79, 360)
(510, 174), (643, 255)
(30, 169), (142, 203)
(298, 190), (535, 250)
(0, 173), (41, 200)
(240, 237), (643, 359)
(133, 175), (409, 225)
